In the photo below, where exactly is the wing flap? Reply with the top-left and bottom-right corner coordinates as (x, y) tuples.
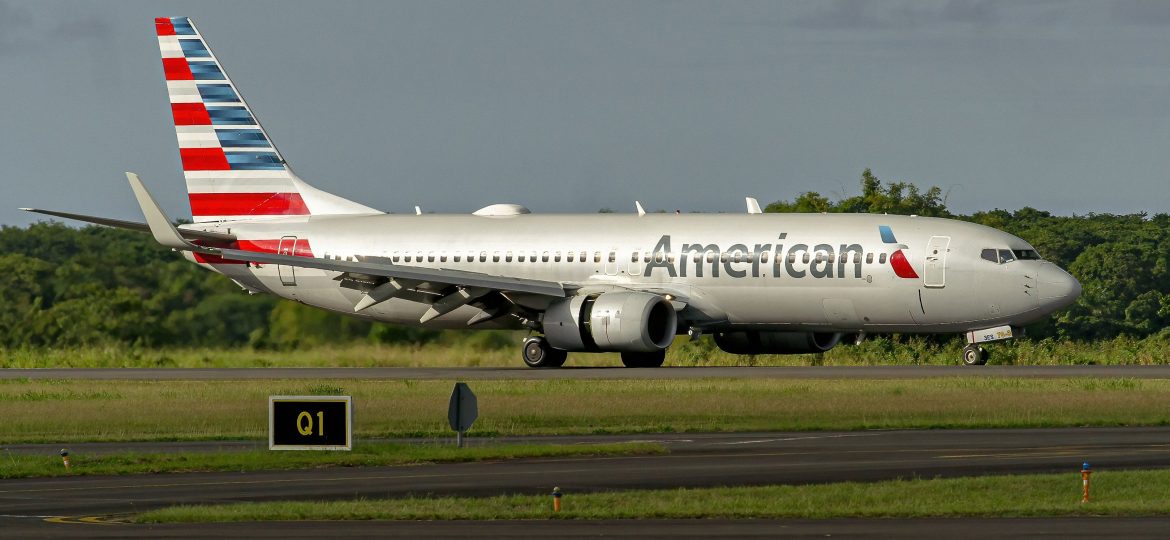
(216, 248), (566, 297)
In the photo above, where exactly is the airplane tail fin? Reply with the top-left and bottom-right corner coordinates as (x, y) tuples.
(155, 17), (380, 223)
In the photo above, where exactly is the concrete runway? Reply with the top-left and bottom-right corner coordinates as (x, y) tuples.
(4, 427), (1170, 537)
(6, 364), (1170, 380)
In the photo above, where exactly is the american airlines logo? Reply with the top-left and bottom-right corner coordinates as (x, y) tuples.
(642, 226), (918, 280)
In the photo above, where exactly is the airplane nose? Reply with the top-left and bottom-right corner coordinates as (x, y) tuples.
(1037, 263), (1081, 309)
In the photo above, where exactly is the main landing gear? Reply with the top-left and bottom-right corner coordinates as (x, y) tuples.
(521, 336), (567, 368)
(961, 344), (989, 366)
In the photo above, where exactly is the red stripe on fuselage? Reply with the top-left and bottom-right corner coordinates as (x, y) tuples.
(171, 103), (211, 125)
(155, 18), (176, 36)
(189, 193), (310, 217)
(192, 239), (314, 264)
(890, 250), (919, 279)
(162, 57), (193, 80)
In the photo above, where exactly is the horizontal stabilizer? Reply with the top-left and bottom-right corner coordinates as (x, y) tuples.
(21, 207), (235, 243)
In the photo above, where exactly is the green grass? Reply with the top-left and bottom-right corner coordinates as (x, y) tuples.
(3, 377), (1170, 443)
(0, 442), (663, 479)
(6, 334), (1170, 368)
(137, 468), (1170, 522)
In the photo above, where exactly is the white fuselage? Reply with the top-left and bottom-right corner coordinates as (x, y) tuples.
(184, 212), (1079, 335)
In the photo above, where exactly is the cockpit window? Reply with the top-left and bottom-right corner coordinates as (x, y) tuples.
(980, 249), (997, 263)
(997, 249), (1016, 263)
(1013, 249), (1041, 260)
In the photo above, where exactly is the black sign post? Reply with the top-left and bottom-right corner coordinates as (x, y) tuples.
(448, 383), (478, 447)
(269, 396), (352, 450)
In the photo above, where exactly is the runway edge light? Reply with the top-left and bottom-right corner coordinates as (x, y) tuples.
(1081, 462), (1092, 503)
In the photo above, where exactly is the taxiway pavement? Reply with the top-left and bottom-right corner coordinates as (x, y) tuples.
(3, 427), (1170, 537)
(5, 365), (1170, 380)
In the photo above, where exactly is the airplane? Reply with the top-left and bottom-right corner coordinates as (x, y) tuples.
(23, 17), (1082, 368)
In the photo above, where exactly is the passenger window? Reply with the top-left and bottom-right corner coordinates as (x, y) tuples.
(802, 253), (810, 264)
(998, 249), (1016, 264)
(518, 252), (526, 263)
(788, 252), (796, 264)
(609, 252), (616, 263)
(492, 252), (500, 262)
(594, 252), (601, 263)
(392, 252), (400, 262)
(404, 254), (412, 263)
(428, 252), (435, 262)
(865, 253), (873, 264)
(981, 249), (998, 263)
(879, 253), (887, 264)
(480, 252), (488, 262)
(556, 251), (563, 262)
(453, 254), (461, 263)
(506, 251), (514, 262)
(707, 252), (717, 263)
(631, 252), (639, 263)
(440, 254), (447, 263)
(720, 252), (730, 263)
(542, 252), (550, 262)
(760, 251), (769, 264)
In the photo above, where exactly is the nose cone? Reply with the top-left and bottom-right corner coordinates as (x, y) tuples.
(1037, 263), (1081, 311)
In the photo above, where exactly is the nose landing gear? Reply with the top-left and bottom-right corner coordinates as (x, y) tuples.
(961, 344), (989, 366)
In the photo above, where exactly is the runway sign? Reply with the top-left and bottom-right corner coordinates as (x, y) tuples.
(269, 396), (352, 450)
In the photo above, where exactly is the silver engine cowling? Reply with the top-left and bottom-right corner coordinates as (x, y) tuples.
(713, 331), (842, 355)
(543, 292), (677, 352)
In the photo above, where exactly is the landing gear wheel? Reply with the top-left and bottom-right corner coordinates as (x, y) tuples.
(962, 344), (988, 366)
(620, 350), (666, 368)
(522, 337), (567, 368)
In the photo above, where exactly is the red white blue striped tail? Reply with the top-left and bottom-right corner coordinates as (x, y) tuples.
(156, 17), (379, 223)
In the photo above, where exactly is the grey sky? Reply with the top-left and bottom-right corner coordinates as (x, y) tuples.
(3, 0), (1169, 227)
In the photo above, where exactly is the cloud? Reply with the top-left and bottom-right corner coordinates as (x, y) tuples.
(0, 0), (34, 54)
(790, 0), (1009, 30)
(1111, 0), (1170, 25)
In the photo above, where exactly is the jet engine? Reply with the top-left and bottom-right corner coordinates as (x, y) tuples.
(542, 292), (677, 352)
(713, 331), (842, 355)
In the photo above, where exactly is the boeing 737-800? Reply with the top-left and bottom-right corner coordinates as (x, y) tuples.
(23, 18), (1082, 368)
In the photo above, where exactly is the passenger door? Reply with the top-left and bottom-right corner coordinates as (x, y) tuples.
(923, 236), (950, 288)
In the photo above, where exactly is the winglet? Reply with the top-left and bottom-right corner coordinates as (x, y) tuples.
(635, 201), (646, 217)
(126, 172), (197, 251)
(745, 197), (762, 214)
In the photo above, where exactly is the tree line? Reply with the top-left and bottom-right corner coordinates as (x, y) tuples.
(1, 168), (1166, 349)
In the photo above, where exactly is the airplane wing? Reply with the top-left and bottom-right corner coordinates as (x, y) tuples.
(124, 173), (566, 317)
(20, 208), (236, 243)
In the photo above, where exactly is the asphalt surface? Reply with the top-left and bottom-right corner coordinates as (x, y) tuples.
(6, 364), (1170, 380)
(5, 427), (1170, 537)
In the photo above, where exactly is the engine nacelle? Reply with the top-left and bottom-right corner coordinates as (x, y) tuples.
(543, 292), (677, 352)
(713, 331), (842, 355)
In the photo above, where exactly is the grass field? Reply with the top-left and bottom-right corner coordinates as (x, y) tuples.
(5, 333), (1170, 369)
(3, 377), (1169, 443)
(137, 468), (1170, 522)
(0, 442), (663, 479)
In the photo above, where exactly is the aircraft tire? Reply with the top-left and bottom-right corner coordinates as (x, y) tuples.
(522, 337), (566, 368)
(621, 350), (666, 368)
(962, 344), (988, 366)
